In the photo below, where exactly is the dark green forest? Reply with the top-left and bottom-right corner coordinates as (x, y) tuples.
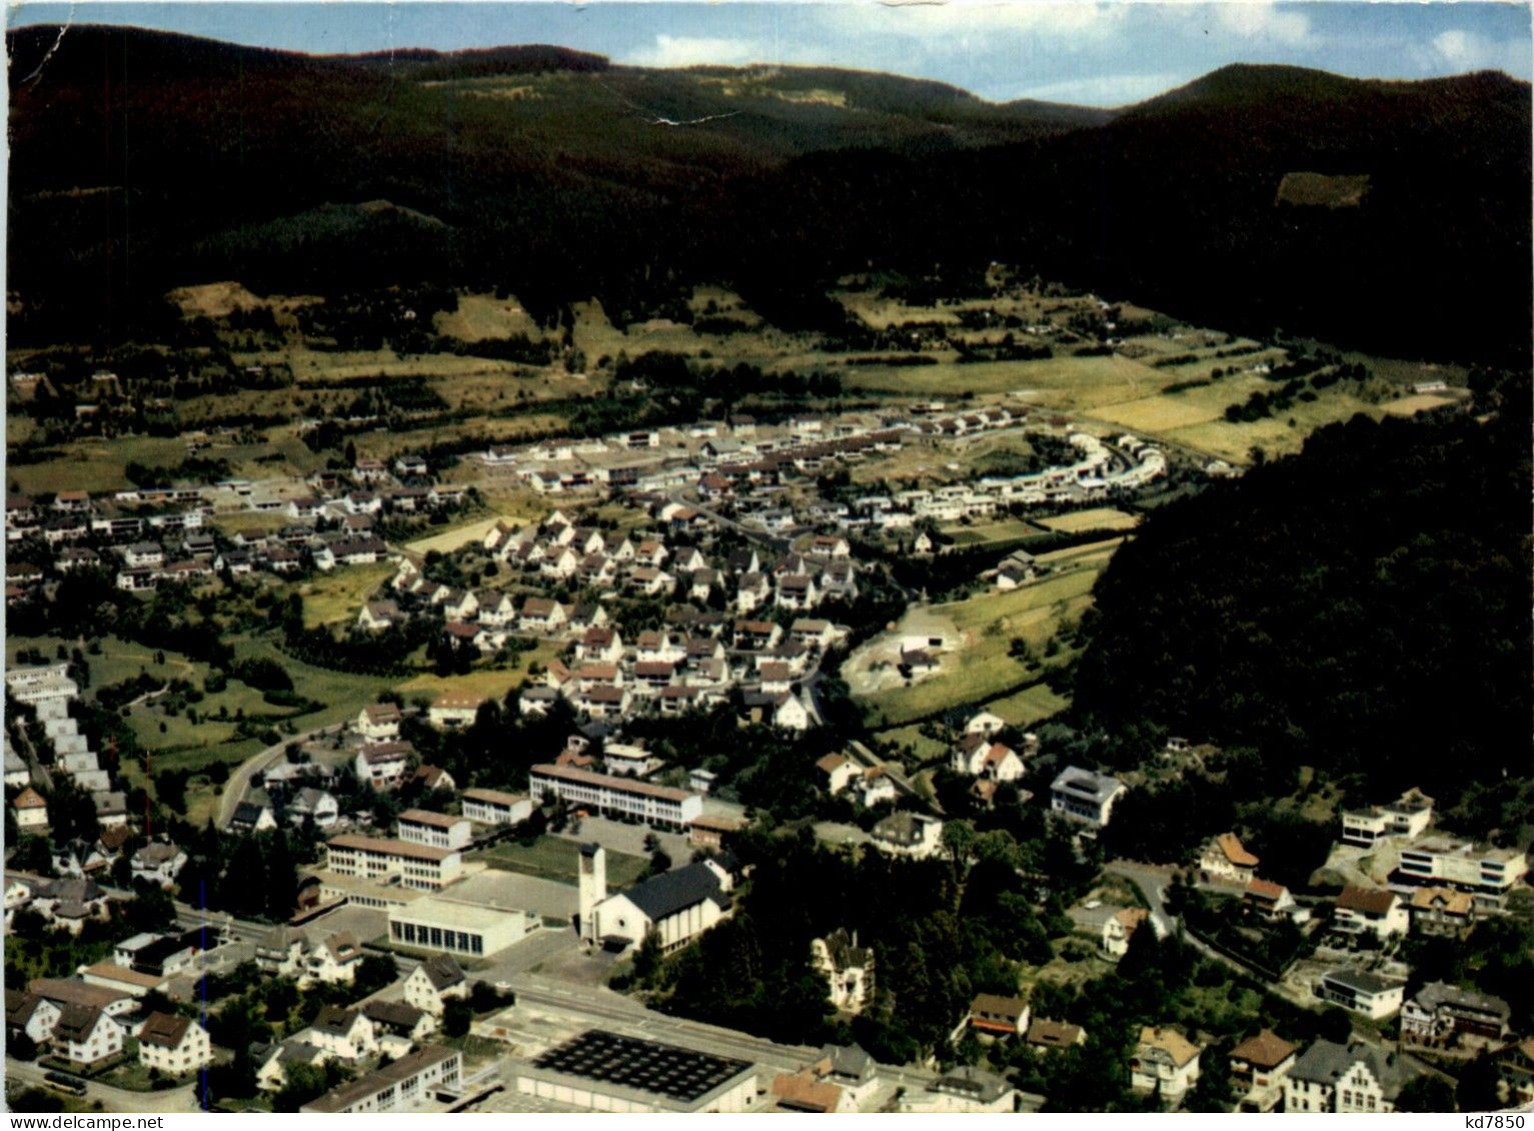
(7, 26), (1530, 364)
(1072, 401), (1531, 812)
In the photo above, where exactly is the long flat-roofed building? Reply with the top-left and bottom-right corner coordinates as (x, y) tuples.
(397, 809), (473, 851)
(529, 764), (702, 830)
(460, 788), (533, 826)
(387, 896), (540, 959)
(1396, 837), (1528, 906)
(325, 834), (463, 890)
(301, 1045), (463, 1113)
(512, 1031), (760, 1114)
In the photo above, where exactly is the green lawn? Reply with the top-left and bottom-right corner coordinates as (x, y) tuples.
(857, 567), (1102, 727)
(479, 836), (649, 888)
(984, 682), (1070, 728)
(299, 562), (395, 628)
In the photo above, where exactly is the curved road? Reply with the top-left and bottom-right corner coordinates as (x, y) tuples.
(216, 722), (346, 828)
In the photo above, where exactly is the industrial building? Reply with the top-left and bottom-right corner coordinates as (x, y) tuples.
(511, 1031), (760, 1113)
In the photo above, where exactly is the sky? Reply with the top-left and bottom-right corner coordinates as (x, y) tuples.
(6, 1), (1532, 106)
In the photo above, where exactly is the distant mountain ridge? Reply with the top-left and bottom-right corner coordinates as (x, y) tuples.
(7, 25), (1529, 363)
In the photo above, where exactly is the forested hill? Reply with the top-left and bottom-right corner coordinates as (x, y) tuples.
(1070, 401), (1531, 808)
(7, 27), (1531, 364)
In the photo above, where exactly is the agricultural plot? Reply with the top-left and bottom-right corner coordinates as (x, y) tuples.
(6, 436), (189, 496)
(1161, 390), (1381, 463)
(844, 351), (1166, 411)
(939, 518), (1047, 546)
(433, 293), (547, 342)
(852, 564), (1104, 727)
(396, 643), (562, 703)
(984, 682), (1070, 728)
(299, 562), (395, 629)
(1036, 508), (1140, 534)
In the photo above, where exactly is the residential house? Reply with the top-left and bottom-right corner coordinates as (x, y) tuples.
(1130, 1027), (1203, 1105)
(769, 1071), (855, 1114)
(1333, 886), (1408, 941)
(362, 999), (435, 1057)
(810, 929), (874, 1015)
(53, 1004), (125, 1067)
(900, 1066), (1017, 1114)
(1050, 766), (1126, 828)
(131, 842), (187, 887)
(230, 801), (278, 834)
(1244, 879), (1300, 923)
(11, 786), (48, 830)
(5, 990), (61, 1046)
(305, 1005), (378, 1061)
(1408, 887), (1475, 937)
(1230, 1029), (1299, 1113)
(1400, 982), (1511, 1048)
(1025, 1019), (1086, 1053)
(816, 748), (865, 791)
(1200, 833), (1260, 885)
(255, 926), (311, 977)
(302, 932), (364, 987)
(403, 955), (468, 1016)
(1340, 787), (1435, 847)
(951, 736), (1023, 782)
(357, 703), (403, 741)
(355, 743), (413, 789)
(1314, 969), (1405, 1019)
(288, 787), (340, 828)
(357, 601), (400, 632)
(1069, 902), (1152, 959)
(137, 1012), (214, 1075)
(964, 993), (1031, 1040)
(254, 1040), (331, 1093)
(964, 711), (1006, 737)
(868, 812), (944, 860)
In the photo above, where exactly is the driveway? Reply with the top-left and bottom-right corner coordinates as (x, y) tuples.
(6, 1057), (202, 1113)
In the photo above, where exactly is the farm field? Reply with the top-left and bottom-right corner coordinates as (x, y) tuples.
(1382, 392), (1462, 417)
(1160, 390), (1381, 463)
(433, 293), (547, 342)
(299, 562), (395, 628)
(6, 436), (189, 496)
(480, 836), (648, 888)
(1035, 508), (1140, 534)
(984, 682), (1070, 728)
(852, 564), (1104, 727)
(941, 518), (1047, 546)
(845, 351), (1165, 410)
(396, 644), (561, 703)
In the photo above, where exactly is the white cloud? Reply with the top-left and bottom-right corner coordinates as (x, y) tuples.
(1213, 2), (1313, 47)
(1417, 27), (1528, 74)
(625, 34), (766, 68)
(817, 2), (1130, 51)
(1008, 70), (1189, 107)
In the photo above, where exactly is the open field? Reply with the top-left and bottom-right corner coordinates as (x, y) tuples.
(1032, 537), (1124, 570)
(940, 518), (1046, 546)
(434, 293), (546, 342)
(851, 564), (1104, 726)
(7, 436), (189, 496)
(1036, 508), (1140, 534)
(299, 562), (395, 628)
(396, 644), (561, 703)
(230, 637), (397, 730)
(845, 351), (1164, 410)
(1381, 393), (1461, 417)
(984, 682), (1070, 727)
(480, 836), (648, 887)
(1160, 391), (1381, 463)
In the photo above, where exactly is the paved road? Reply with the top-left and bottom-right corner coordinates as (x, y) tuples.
(5, 1057), (202, 1113)
(216, 722), (346, 827)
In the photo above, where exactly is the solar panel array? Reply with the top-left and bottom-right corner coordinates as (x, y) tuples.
(532, 1030), (752, 1103)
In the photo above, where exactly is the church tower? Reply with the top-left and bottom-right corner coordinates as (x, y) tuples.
(577, 843), (607, 942)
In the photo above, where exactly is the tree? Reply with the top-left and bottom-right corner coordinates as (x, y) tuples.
(126, 882), (178, 934)
(1455, 1055), (1503, 1113)
(9, 1032), (38, 1061)
(443, 999), (473, 1037)
(1395, 1074), (1456, 1113)
(1317, 1007), (1353, 1045)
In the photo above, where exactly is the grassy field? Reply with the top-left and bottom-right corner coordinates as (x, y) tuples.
(1161, 391), (1380, 464)
(434, 293), (546, 342)
(299, 562), (395, 628)
(845, 352), (1165, 410)
(1036, 508), (1140, 534)
(1381, 392), (1461, 417)
(984, 682), (1070, 728)
(480, 836), (648, 887)
(856, 565), (1104, 726)
(230, 637), (397, 730)
(939, 518), (1046, 547)
(396, 643), (561, 702)
(7, 435), (189, 496)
